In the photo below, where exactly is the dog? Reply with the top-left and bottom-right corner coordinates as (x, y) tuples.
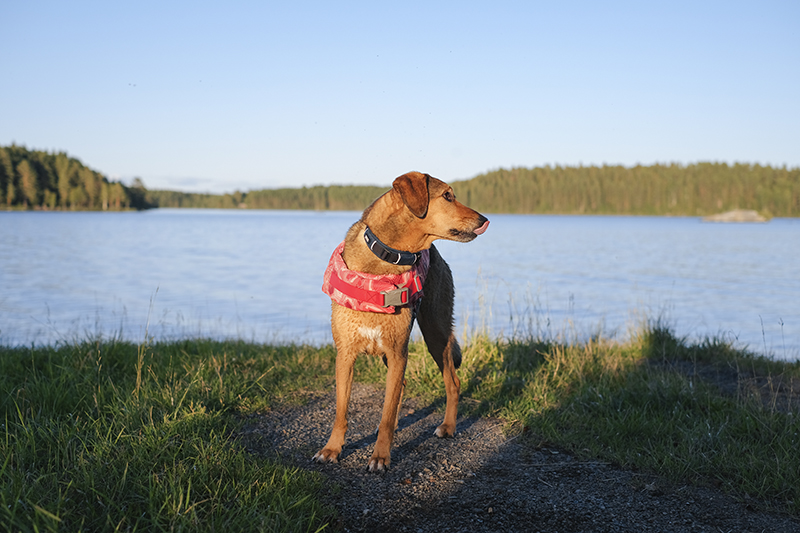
(315, 171), (489, 471)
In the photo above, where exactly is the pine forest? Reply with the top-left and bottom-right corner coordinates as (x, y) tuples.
(2, 145), (798, 217)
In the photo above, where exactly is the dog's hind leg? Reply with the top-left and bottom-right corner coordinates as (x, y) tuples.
(421, 329), (461, 438)
(417, 246), (461, 438)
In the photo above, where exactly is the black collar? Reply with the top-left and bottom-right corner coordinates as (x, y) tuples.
(363, 226), (421, 266)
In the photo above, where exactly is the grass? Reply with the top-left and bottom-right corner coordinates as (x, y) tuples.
(1, 339), (337, 532)
(358, 322), (800, 510)
(2, 323), (799, 531)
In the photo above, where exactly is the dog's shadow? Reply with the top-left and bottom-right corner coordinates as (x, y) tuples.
(336, 396), (481, 464)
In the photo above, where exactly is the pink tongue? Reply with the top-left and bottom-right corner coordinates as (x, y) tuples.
(474, 220), (489, 235)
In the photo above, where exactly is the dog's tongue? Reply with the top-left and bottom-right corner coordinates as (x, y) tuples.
(474, 220), (489, 235)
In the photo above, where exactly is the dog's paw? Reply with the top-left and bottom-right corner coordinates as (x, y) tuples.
(367, 455), (390, 472)
(434, 423), (457, 438)
(312, 448), (340, 464)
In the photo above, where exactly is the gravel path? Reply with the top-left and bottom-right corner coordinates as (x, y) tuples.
(239, 383), (799, 533)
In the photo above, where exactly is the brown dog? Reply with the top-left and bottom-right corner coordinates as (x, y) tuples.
(314, 171), (489, 471)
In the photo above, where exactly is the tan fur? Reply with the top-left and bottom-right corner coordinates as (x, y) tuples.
(313, 171), (488, 472)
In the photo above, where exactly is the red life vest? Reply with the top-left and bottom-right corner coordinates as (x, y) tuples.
(322, 241), (429, 313)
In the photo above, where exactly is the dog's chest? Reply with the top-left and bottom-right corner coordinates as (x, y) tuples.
(330, 303), (414, 357)
(357, 325), (385, 353)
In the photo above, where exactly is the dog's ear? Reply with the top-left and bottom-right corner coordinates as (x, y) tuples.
(392, 172), (429, 218)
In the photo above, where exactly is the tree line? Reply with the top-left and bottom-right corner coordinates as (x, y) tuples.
(3, 145), (798, 216)
(449, 163), (799, 217)
(148, 162), (799, 217)
(0, 145), (150, 211)
(145, 184), (388, 210)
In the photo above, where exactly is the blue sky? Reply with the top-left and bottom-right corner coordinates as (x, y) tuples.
(2, 1), (798, 193)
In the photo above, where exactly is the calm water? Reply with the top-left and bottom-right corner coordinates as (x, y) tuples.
(1, 210), (798, 360)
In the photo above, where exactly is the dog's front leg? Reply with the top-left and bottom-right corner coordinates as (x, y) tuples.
(313, 348), (357, 463)
(368, 350), (407, 472)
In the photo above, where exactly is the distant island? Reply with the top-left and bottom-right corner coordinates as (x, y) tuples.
(2, 144), (798, 217)
(702, 209), (768, 223)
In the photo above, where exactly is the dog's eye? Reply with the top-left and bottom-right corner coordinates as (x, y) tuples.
(443, 191), (455, 202)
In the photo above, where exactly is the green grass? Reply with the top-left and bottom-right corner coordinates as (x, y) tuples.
(359, 324), (800, 511)
(1, 339), (337, 532)
(2, 324), (799, 531)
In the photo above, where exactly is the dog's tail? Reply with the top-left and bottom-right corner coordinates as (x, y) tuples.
(420, 327), (462, 373)
(451, 335), (462, 369)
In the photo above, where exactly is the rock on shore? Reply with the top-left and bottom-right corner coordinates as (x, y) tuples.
(702, 209), (767, 223)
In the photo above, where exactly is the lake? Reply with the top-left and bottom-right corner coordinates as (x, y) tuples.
(1, 210), (798, 360)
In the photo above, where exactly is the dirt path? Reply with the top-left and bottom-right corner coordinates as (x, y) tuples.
(240, 383), (799, 533)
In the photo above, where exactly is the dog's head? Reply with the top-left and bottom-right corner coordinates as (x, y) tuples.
(391, 171), (489, 243)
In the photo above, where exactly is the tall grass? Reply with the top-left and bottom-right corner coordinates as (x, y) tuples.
(0, 339), (337, 532)
(2, 323), (799, 531)
(359, 323), (800, 511)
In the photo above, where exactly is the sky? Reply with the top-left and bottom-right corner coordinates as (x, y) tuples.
(1, 1), (798, 193)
